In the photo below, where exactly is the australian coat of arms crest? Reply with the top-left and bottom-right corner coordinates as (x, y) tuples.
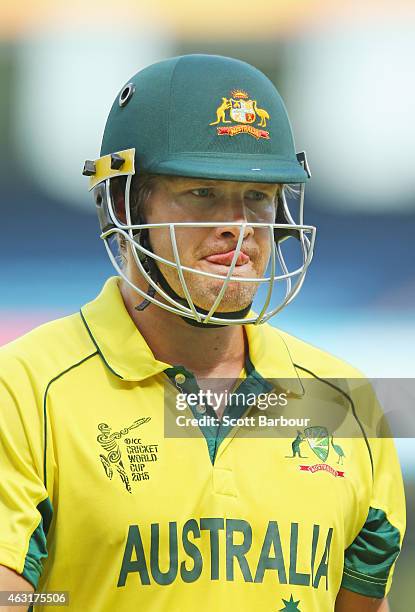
(286, 426), (346, 478)
(210, 89), (270, 140)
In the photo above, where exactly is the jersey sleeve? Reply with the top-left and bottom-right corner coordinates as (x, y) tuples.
(340, 383), (406, 598)
(0, 364), (53, 589)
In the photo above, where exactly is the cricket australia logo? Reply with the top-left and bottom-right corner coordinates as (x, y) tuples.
(286, 426), (346, 478)
(210, 89), (270, 140)
(97, 417), (153, 493)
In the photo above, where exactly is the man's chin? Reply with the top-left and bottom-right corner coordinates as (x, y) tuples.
(162, 274), (258, 314)
(190, 287), (257, 315)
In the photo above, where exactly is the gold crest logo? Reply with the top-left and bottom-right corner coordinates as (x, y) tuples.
(210, 90), (270, 139)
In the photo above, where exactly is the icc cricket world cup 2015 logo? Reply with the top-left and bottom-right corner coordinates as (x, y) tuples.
(97, 417), (151, 493)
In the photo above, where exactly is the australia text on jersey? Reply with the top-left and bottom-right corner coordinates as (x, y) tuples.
(117, 518), (333, 589)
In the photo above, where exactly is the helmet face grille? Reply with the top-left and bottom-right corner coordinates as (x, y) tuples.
(95, 174), (316, 326)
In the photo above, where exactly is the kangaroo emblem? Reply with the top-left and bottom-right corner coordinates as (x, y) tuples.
(286, 430), (308, 458)
(210, 97), (232, 125)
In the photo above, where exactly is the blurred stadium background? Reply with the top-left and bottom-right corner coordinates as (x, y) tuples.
(1, 1), (414, 606)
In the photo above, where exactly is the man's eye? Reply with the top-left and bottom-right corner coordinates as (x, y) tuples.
(190, 188), (212, 198)
(246, 190), (267, 201)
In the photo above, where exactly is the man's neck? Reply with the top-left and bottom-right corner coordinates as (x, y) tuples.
(120, 280), (247, 379)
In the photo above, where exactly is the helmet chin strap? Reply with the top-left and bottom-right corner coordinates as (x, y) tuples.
(133, 228), (252, 328)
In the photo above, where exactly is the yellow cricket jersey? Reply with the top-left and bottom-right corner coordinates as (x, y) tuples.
(0, 277), (405, 611)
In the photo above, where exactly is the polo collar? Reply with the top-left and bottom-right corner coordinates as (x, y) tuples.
(80, 276), (303, 393)
(81, 277), (171, 381)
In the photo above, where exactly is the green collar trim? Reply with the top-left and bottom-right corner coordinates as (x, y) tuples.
(165, 356), (274, 464)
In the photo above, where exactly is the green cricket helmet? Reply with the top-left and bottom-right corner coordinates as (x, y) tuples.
(83, 54), (316, 326)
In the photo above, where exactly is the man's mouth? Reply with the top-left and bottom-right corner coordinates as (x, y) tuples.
(204, 249), (250, 266)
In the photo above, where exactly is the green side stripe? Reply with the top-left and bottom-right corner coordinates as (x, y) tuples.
(22, 498), (53, 589)
(341, 507), (401, 598)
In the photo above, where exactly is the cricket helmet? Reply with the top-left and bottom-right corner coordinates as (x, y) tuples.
(83, 54), (316, 326)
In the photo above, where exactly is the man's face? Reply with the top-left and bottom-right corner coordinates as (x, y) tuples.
(128, 176), (279, 313)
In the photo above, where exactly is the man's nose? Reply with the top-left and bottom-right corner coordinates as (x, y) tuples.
(213, 198), (254, 241)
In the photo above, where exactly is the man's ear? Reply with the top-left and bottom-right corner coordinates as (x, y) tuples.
(111, 178), (127, 224)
